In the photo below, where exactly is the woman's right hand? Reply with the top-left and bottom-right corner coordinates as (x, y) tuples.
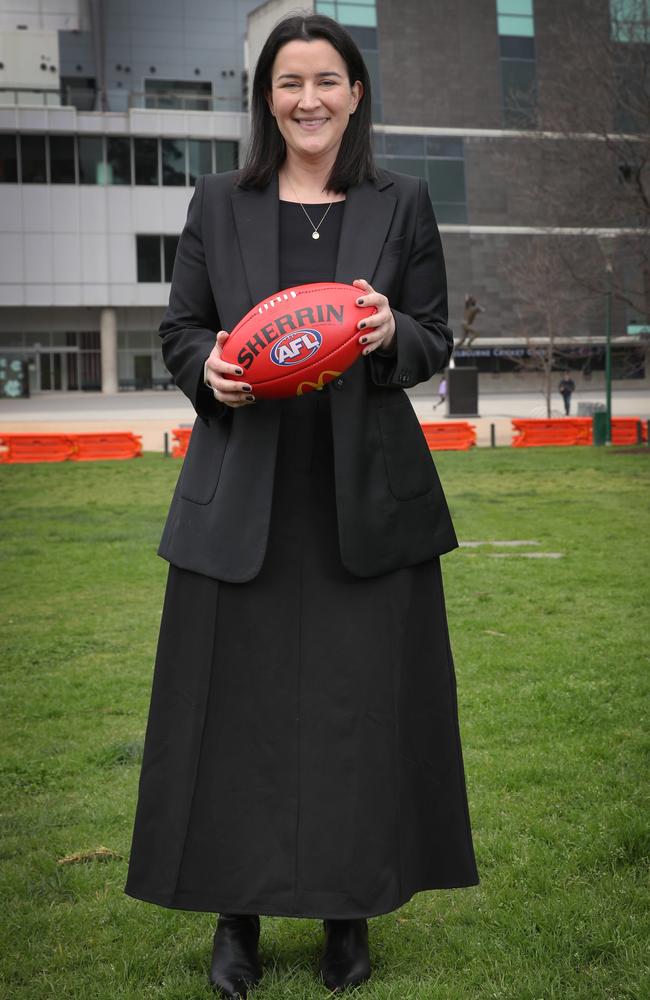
(204, 331), (256, 408)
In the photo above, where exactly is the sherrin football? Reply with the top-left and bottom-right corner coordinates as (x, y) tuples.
(220, 282), (376, 399)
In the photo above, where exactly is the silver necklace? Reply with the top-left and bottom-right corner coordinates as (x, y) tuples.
(286, 177), (334, 239)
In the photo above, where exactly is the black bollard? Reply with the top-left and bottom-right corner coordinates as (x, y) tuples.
(490, 423), (496, 448)
(164, 431), (169, 457)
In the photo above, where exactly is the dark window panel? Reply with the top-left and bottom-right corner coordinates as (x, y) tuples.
(61, 76), (96, 111)
(78, 136), (103, 184)
(162, 138), (186, 185)
(49, 135), (75, 183)
(137, 235), (161, 282)
(0, 134), (18, 182)
(107, 136), (131, 184)
(499, 34), (535, 58)
(427, 159), (466, 203)
(163, 234), (180, 282)
(214, 140), (238, 173)
(188, 139), (212, 184)
(385, 133), (424, 157)
(341, 25), (378, 46)
(431, 202), (468, 224)
(501, 59), (537, 127)
(362, 49), (382, 121)
(134, 137), (158, 185)
(145, 78), (212, 111)
(426, 135), (464, 159)
(20, 134), (47, 183)
(382, 156), (427, 178)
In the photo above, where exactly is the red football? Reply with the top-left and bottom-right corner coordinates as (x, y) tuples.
(220, 282), (376, 399)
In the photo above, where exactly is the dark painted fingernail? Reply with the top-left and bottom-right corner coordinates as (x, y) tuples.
(242, 385), (252, 392)
(357, 298), (364, 306)
(235, 367), (244, 375)
(360, 336), (368, 344)
(359, 321), (366, 329)
(246, 394), (255, 401)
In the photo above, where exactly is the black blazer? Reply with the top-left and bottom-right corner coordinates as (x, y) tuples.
(158, 168), (457, 581)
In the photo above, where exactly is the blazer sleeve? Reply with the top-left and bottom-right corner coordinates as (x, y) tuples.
(369, 178), (453, 389)
(158, 175), (227, 420)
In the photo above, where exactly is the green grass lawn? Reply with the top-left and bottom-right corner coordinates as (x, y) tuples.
(1, 447), (648, 1000)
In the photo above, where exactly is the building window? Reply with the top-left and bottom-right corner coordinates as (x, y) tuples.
(144, 78), (213, 111)
(49, 135), (76, 183)
(610, 0), (650, 42)
(136, 234), (180, 283)
(497, 0), (537, 128)
(316, 1), (377, 28)
(136, 235), (162, 282)
(61, 76), (96, 112)
(3, 134), (239, 186)
(374, 133), (467, 224)
(106, 137), (131, 184)
(0, 134), (18, 182)
(214, 140), (239, 173)
(78, 136), (104, 184)
(20, 134), (47, 183)
(134, 137), (159, 185)
(163, 235), (180, 282)
(162, 138), (186, 186)
(189, 139), (212, 184)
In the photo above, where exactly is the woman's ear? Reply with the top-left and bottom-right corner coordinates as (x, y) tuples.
(350, 80), (363, 114)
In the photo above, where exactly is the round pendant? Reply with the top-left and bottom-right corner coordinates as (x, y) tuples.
(312, 231), (320, 240)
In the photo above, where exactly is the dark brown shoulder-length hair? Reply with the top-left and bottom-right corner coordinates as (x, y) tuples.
(238, 13), (376, 192)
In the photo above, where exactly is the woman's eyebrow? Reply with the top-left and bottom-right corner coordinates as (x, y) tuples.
(276, 70), (344, 80)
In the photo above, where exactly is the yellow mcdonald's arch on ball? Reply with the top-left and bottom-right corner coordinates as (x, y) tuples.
(296, 370), (342, 396)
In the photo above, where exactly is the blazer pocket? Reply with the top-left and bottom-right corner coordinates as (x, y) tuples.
(179, 416), (230, 505)
(377, 399), (436, 501)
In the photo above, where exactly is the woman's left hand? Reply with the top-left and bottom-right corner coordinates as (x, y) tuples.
(353, 278), (396, 355)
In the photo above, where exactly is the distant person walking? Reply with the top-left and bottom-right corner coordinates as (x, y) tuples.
(433, 375), (447, 409)
(559, 375), (575, 416)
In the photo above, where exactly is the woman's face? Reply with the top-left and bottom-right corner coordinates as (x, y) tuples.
(267, 39), (362, 168)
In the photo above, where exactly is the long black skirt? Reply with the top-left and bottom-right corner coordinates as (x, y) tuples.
(125, 389), (478, 918)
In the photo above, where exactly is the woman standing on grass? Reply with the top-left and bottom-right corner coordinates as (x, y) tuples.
(125, 13), (478, 997)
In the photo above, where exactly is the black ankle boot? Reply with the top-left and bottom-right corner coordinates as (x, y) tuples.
(320, 918), (371, 992)
(209, 913), (262, 998)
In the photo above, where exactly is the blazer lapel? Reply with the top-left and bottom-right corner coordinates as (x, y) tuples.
(335, 173), (397, 285)
(231, 176), (280, 306)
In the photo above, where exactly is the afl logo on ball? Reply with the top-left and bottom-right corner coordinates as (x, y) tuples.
(270, 328), (322, 367)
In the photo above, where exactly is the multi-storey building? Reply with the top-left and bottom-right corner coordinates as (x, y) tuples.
(0, 0), (647, 396)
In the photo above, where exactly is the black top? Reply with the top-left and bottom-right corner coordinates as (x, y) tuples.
(279, 200), (345, 289)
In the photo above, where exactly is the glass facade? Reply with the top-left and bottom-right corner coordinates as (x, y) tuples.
(497, 0), (537, 128)
(0, 135), (239, 186)
(610, 0), (650, 41)
(374, 133), (467, 224)
(20, 134), (47, 183)
(136, 235), (181, 283)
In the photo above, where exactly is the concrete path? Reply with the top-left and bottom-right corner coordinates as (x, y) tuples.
(1, 386), (648, 452)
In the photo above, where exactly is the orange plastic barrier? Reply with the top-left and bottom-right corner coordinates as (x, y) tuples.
(70, 433), (142, 461)
(171, 427), (193, 458)
(611, 418), (648, 445)
(513, 417), (648, 447)
(420, 421), (476, 451)
(512, 419), (592, 447)
(0, 433), (75, 463)
(0, 432), (142, 464)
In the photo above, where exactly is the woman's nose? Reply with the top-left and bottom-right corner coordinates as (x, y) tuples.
(299, 85), (321, 109)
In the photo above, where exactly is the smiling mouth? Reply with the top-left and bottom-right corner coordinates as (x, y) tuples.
(295, 118), (329, 129)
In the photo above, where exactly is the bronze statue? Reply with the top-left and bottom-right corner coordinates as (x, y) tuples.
(456, 294), (485, 349)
